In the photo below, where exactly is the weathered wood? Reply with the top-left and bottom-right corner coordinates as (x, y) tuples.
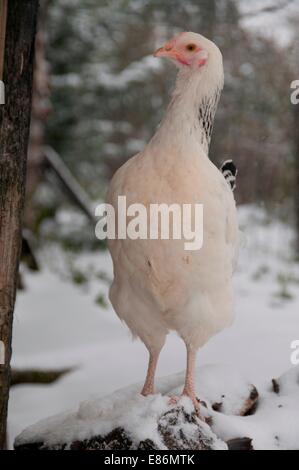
(0, 0), (39, 449)
(0, 0), (7, 81)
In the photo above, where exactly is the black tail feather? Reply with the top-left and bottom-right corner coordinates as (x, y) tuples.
(220, 159), (237, 191)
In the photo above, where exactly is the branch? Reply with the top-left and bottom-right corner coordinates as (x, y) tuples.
(242, 0), (295, 19)
(11, 368), (73, 387)
(43, 146), (95, 223)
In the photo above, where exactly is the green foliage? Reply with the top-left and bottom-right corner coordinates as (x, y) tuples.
(274, 272), (299, 301)
(94, 292), (108, 308)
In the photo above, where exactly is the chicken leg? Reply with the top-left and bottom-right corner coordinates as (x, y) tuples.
(141, 350), (160, 396)
(182, 348), (199, 409)
(168, 347), (202, 416)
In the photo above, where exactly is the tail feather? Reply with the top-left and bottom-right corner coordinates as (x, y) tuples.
(220, 159), (237, 191)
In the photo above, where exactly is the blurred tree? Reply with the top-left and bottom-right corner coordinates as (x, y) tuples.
(0, 0), (38, 449)
(23, 0), (97, 255)
(25, 0), (52, 233)
(43, 0), (294, 207)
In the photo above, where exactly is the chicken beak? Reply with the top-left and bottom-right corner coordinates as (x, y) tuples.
(154, 46), (178, 60)
(154, 46), (167, 58)
(154, 38), (177, 58)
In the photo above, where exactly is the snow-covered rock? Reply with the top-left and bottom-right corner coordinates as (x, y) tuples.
(14, 365), (299, 450)
(14, 393), (226, 450)
(14, 364), (259, 450)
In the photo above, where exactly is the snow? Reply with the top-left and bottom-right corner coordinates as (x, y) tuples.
(240, 0), (299, 47)
(9, 205), (299, 449)
(14, 364), (299, 450)
(13, 369), (229, 450)
(172, 364), (256, 416)
(210, 365), (299, 450)
(90, 55), (162, 90)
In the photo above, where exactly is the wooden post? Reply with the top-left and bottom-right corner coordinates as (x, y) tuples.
(0, 0), (7, 81)
(0, 0), (39, 449)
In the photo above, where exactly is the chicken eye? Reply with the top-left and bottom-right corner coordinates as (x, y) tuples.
(186, 44), (196, 52)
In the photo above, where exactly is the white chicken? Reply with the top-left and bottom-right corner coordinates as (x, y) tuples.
(106, 32), (239, 414)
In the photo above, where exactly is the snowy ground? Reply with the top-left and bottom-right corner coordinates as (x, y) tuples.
(8, 206), (299, 449)
(14, 364), (299, 450)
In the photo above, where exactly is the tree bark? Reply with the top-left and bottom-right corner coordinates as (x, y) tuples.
(0, 0), (7, 81)
(0, 0), (38, 449)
